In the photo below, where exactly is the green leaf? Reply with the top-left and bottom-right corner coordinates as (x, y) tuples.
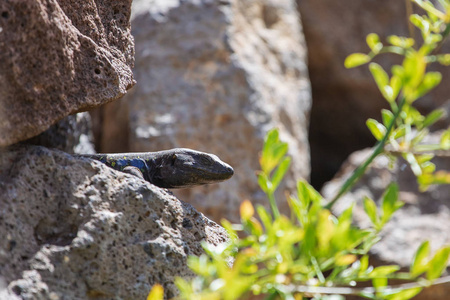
(440, 129), (450, 150)
(381, 109), (394, 128)
(411, 241), (430, 277)
(426, 246), (450, 280)
(409, 14), (424, 31)
(373, 277), (388, 289)
(416, 154), (434, 164)
(391, 65), (405, 79)
(359, 255), (370, 274)
(403, 104), (424, 125)
(402, 52), (427, 101)
(369, 63), (391, 100)
(387, 35), (414, 48)
(387, 35), (402, 47)
(422, 109), (445, 128)
(437, 54), (450, 66)
(260, 129), (289, 174)
(257, 172), (271, 194)
(363, 197), (379, 228)
(257, 204), (273, 231)
(385, 287), (422, 300)
(392, 125), (406, 139)
(271, 156), (291, 191)
(414, 72), (442, 100)
(261, 143), (288, 175)
(389, 75), (402, 102)
(410, 14), (429, 32)
(428, 33), (443, 44)
(317, 209), (334, 251)
(367, 33), (382, 54)
(297, 180), (311, 210)
(418, 171), (450, 190)
(345, 53), (371, 68)
(366, 118), (387, 140)
(381, 183), (403, 224)
(369, 265), (400, 277)
(297, 179), (322, 209)
(421, 161), (436, 174)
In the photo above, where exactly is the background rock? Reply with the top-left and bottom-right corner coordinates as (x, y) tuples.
(0, 0), (135, 147)
(297, 0), (450, 188)
(96, 0), (311, 223)
(23, 112), (96, 155)
(0, 145), (228, 299)
(322, 143), (450, 299)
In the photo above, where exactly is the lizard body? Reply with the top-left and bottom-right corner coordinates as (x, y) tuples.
(76, 148), (234, 188)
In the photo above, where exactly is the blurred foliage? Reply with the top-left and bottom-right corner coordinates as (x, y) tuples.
(345, 0), (450, 193)
(169, 129), (450, 299)
(147, 0), (450, 299)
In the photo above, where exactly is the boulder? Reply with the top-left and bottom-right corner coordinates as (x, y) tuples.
(97, 0), (311, 222)
(0, 145), (228, 299)
(0, 0), (135, 147)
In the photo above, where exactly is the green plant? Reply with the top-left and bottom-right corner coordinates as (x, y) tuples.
(337, 0), (450, 208)
(170, 129), (450, 299)
(148, 1), (450, 299)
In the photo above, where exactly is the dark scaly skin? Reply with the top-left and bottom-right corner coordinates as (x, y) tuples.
(76, 148), (234, 188)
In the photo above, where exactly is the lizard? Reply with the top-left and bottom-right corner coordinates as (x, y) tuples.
(75, 148), (234, 188)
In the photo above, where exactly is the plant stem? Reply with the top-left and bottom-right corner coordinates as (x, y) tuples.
(324, 97), (406, 210)
(268, 192), (280, 219)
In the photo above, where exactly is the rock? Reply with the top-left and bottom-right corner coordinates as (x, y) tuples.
(98, 0), (311, 222)
(297, 0), (450, 187)
(0, 145), (228, 299)
(23, 112), (96, 155)
(0, 0), (135, 147)
(322, 145), (450, 299)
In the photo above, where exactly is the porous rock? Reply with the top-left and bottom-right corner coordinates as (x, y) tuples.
(322, 145), (450, 299)
(98, 0), (311, 222)
(297, 0), (450, 187)
(0, 145), (228, 299)
(0, 0), (135, 147)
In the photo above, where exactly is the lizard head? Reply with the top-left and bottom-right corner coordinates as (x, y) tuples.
(151, 148), (234, 188)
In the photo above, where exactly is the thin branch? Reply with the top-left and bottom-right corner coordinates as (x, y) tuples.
(324, 98), (406, 210)
(284, 275), (450, 296)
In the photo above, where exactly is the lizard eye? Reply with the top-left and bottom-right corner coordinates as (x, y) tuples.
(171, 154), (178, 166)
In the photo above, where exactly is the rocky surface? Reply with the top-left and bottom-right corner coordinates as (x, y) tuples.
(0, 145), (229, 299)
(23, 112), (96, 155)
(322, 146), (450, 299)
(297, 0), (450, 188)
(0, 0), (135, 147)
(97, 0), (311, 222)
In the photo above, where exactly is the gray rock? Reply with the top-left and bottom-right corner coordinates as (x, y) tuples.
(322, 145), (450, 299)
(0, 145), (228, 299)
(23, 112), (96, 155)
(98, 0), (311, 222)
(0, 0), (135, 147)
